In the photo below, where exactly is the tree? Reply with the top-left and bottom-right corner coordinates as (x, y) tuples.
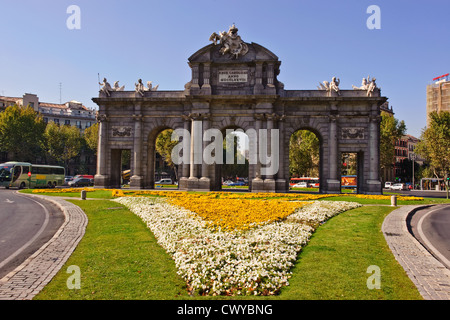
(415, 111), (450, 180)
(289, 130), (320, 177)
(43, 122), (83, 168)
(379, 111), (406, 181)
(222, 132), (249, 179)
(84, 122), (98, 154)
(155, 129), (180, 180)
(0, 105), (46, 162)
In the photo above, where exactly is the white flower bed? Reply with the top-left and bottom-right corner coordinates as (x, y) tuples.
(114, 197), (361, 296)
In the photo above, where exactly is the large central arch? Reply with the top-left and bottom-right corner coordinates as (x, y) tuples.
(92, 26), (385, 194)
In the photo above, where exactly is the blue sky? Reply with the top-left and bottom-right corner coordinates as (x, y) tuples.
(1, 0), (449, 138)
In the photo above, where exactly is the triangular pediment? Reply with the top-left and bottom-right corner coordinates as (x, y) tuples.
(188, 42), (279, 64)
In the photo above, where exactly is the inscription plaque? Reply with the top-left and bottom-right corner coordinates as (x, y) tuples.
(218, 70), (248, 83)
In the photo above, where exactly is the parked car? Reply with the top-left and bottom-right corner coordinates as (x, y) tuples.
(222, 180), (233, 185)
(384, 182), (393, 189)
(292, 182), (308, 188)
(155, 178), (173, 184)
(227, 181), (245, 187)
(68, 177), (93, 187)
(391, 183), (407, 190)
(64, 176), (73, 186)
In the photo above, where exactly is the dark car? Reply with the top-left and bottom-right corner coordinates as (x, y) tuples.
(68, 177), (93, 187)
(228, 181), (245, 187)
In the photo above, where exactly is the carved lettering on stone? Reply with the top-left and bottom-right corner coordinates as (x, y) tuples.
(341, 127), (365, 139)
(112, 126), (132, 137)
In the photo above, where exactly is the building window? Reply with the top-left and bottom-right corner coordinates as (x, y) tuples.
(65, 120), (71, 125)
(76, 121), (81, 129)
(43, 117), (48, 123)
(54, 119), (59, 124)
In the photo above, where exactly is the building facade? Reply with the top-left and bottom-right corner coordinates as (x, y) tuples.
(426, 75), (450, 126)
(92, 25), (386, 194)
(0, 93), (97, 174)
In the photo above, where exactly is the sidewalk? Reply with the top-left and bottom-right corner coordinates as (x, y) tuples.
(382, 205), (450, 300)
(0, 194), (88, 300)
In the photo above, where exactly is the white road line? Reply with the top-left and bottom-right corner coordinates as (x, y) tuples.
(417, 206), (450, 269)
(0, 194), (50, 270)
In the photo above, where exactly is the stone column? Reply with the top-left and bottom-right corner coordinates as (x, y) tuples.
(264, 113), (276, 192)
(251, 113), (264, 192)
(94, 111), (109, 188)
(276, 115), (287, 192)
(327, 111), (340, 193)
(199, 114), (211, 190)
(367, 110), (382, 194)
(130, 106), (143, 189)
(178, 115), (191, 190)
(188, 113), (201, 189)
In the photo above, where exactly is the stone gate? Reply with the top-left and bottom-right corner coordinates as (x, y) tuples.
(92, 25), (385, 194)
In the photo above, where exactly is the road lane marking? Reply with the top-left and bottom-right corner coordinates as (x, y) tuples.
(417, 206), (450, 269)
(0, 195), (50, 270)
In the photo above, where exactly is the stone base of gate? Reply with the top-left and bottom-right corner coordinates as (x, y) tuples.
(94, 174), (109, 189)
(251, 178), (276, 193)
(365, 180), (382, 194)
(325, 179), (341, 194)
(130, 175), (144, 189)
(276, 179), (289, 193)
(178, 177), (212, 191)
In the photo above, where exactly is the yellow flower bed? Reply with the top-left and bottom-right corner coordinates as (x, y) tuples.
(32, 187), (97, 193)
(168, 195), (309, 232)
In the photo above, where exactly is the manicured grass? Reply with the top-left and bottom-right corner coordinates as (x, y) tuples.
(19, 188), (115, 199)
(34, 200), (189, 300)
(31, 195), (424, 300)
(280, 205), (423, 300)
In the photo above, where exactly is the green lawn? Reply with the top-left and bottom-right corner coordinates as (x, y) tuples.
(32, 194), (424, 300)
(34, 200), (189, 300)
(281, 205), (422, 299)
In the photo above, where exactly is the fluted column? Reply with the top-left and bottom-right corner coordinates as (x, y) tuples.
(327, 110), (340, 193)
(367, 110), (382, 194)
(130, 105), (143, 189)
(94, 110), (109, 188)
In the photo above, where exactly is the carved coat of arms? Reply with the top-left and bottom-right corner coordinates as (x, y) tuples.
(209, 24), (249, 59)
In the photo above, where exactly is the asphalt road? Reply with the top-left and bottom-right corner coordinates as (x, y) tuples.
(409, 205), (450, 269)
(386, 189), (450, 199)
(0, 189), (64, 279)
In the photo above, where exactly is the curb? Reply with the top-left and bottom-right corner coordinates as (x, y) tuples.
(0, 193), (88, 300)
(382, 205), (450, 300)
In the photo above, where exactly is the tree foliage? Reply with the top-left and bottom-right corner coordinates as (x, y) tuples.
(379, 111), (406, 178)
(155, 129), (179, 178)
(289, 130), (320, 177)
(84, 122), (98, 154)
(0, 105), (46, 161)
(415, 111), (450, 179)
(43, 121), (83, 167)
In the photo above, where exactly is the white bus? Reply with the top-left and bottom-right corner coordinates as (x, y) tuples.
(0, 161), (65, 189)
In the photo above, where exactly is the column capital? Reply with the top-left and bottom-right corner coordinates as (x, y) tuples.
(96, 112), (108, 122)
(254, 113), (265, 121)
(369, 115), (382, 123)
(328, 114), (338, 123)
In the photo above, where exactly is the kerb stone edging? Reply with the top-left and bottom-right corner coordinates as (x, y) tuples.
(0, 193), (88, 300)
(382, 205), (450, 300)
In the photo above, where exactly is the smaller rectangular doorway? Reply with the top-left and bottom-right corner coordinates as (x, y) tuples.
(110, 149), (131, 188)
